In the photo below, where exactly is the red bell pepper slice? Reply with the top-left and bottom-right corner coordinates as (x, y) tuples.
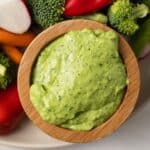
(0, 82), (24, 134)
(64, 0), (113, 16)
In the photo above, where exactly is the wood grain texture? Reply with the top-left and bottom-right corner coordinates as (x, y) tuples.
(18, 20), (140, 143)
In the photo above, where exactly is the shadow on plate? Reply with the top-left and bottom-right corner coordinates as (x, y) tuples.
(135, 55), (150, 111)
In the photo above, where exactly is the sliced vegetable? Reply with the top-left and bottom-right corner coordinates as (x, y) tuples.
(108, 0), (149, 35)
(73, 13), (108, 24)
(130, 18), (150, 56)
(2, 45), (23, 65)
(64, 0), (113, 17)
(0, 0), (31, 34)
(0, 52), (17, 89)
(0, 83), (24, 134)
(0, 29), (35, 47)
(26, 0), (65, 28)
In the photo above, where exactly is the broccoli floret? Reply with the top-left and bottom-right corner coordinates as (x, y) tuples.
(0, 52), (17, 89)
(108, 0), (149, 35)
(26, 0), (65, 28)
(118, 20), (139, 36)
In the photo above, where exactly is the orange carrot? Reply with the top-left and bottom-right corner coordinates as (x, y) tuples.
(2, 45), (23, 64)
(0, 29), (35, 47)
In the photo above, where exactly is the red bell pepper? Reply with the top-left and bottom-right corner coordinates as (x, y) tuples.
(64, 0), (113, 16)
(0, 83), (24, 134)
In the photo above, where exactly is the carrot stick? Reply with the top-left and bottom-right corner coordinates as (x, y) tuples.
(2, 45), (23, 64)
(0, 29), (35, 47)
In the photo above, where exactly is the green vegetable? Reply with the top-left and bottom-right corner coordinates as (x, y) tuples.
(73, 13), (108, 24)
(26, 0), (65, 28)
(130, 18), (150, 56)
(0, 52), (17, 89)
(108, 0), (149, 35)
(141, 0), (150, 7)
(0, 64), (6, 77)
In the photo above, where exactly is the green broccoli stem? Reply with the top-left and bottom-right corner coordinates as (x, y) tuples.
(73, 13), (108, 24)
(133, 4), (149, 19)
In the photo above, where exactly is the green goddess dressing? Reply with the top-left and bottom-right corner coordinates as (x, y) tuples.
(30, 29), (127, 131)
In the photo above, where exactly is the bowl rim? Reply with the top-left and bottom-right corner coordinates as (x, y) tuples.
(18, 19), (140, 143)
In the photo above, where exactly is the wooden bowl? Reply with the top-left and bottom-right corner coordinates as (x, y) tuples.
(18, 20), (140, 143)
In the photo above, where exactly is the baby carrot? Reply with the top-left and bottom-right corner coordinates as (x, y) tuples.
(0, 29), (35, 47)
(2, 45), (23, 65)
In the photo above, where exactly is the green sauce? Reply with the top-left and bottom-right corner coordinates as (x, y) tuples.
(30, 29), (127, 131)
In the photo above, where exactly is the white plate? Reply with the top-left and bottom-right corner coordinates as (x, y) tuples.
(0, 55), (149, 149)
(0, 118), (71, 149)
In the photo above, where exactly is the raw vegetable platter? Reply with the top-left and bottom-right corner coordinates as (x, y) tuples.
(0, 0), (150, 149)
